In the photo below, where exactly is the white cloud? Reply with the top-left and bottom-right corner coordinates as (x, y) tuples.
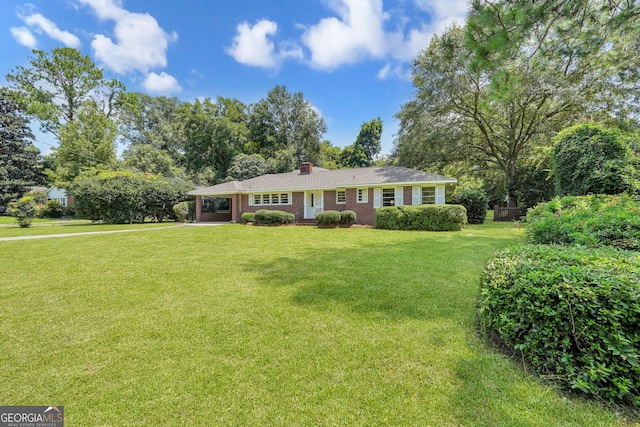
(80, 0), (177, 74)
(143, 72), (182, 94)
(302, 0), (387, 70)
(10, 26), (37, 48)
(376, 62), (410, 80)
(226, 20), (279, 68)
(20, 13), (81, 48)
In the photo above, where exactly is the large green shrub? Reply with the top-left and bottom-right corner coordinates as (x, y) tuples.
(9, 196), (37, 228)
(526, 194), (640, 250)
(340, 210), (357, 225)
(173, 201), (190, 223)
(551, 123), (634, 196)
(254, 209), (294, 225)
(376, 205), (467, 231)
(69, 171), (194, 223)
(479, 245), (640, 405)
(241, 212), (255, 223)
(41, 199), (63, 218)
(315, 210), (341, 225)
(455, 188), (488, 224)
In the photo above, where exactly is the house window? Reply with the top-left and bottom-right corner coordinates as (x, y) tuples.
(250, 193), (292, 206)
(382, 188), (396, 206)
(357, 188), (368, 203)
(422, 187), (436, 204)
(336, 189), (346, 204)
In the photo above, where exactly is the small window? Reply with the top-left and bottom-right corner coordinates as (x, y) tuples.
(280, 193), (289, 204)
(357, 188), (368, 203)
(271, 193), (280, 204)
(250, 193), (292, 206)
(254, 194), (261, 205)
(422, 187), (436, 204)
(382, 188), (395, 206)
(336, 189), (346, 204)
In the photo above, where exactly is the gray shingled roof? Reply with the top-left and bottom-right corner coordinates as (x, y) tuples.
(189, 166), (456, 196)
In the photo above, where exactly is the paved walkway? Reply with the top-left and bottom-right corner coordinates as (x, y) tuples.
(0, 222), (227, 242)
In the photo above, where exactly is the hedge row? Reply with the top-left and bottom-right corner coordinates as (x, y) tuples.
(254, 209), (294, 225)
(479, 245), (640, 405)
(526, 194), (640, 250)
(376, 205), (467, 231)
(315, 210), (357, 225)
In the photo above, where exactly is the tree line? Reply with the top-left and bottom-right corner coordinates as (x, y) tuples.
(0, 47), (384, 209)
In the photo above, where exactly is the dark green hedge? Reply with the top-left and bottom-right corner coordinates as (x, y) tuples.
(254, 209), (294, 225)
(340, 210), (356, 225)
(455, 188), (488, 224)
(241, 212), (255, 223)
(526, 194), (640, 250)
(375, 205), (467, 231)
(479, 245), (640, 405)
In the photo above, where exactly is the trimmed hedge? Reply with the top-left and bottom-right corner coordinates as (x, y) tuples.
(479, 245), (640, 405)
(376, 205), (467, 231)
(340, 210), (356, 225)
(254, 209), (294, 225)
(316, 210), (341, 225)
(241, 212), (255, 223)
(526, 194), (640, 250)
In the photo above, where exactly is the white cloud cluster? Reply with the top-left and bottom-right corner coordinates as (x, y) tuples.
(226, 20), (303, 69)
(79, 0), (182, 94)
(11, 12), (81, 49)
(227, 0), (469, 78)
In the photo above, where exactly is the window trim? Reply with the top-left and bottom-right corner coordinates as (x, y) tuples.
(357, 188), (368, 203)
(249, 192), (293, 206)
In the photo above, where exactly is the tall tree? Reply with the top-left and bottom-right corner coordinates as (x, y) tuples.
(248, 85), (327, 164)
(395, 2), (640, 206)
(183, 97), (248, 180)
(354, 118), (383, 164)
(6, 48), (125, 137)
(54, 100), (117, 185)
(119, 93), (187, 163)
(0, 90), (42, 207)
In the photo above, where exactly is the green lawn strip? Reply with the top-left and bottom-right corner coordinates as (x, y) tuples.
(0, 221), (178, 237)
(0, 224), (634, 426)
(0, 216), (72, 225)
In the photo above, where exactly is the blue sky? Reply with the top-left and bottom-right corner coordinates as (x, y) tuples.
(0, 0), (468, 156)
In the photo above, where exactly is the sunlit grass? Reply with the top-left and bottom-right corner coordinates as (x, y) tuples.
(0, 220), (177, 237)
(0, 223), (636, 426)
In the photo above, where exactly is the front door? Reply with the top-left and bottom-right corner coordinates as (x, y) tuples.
(305, 191), (323, 219)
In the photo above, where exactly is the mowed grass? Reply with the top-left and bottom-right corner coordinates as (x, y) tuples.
(1, 223), (636, 426)
(0, 219), (177, 237)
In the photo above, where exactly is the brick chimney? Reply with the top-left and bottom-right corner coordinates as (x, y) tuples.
(299, 162), (313, 174)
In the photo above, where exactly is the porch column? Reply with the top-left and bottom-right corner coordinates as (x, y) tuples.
(195, 195), (202, 222)
(231, 194), (241, 223)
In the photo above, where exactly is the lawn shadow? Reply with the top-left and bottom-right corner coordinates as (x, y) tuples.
(241, 230), (523, 321)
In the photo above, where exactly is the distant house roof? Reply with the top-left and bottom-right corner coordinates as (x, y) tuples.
(189, 166), (456, 196)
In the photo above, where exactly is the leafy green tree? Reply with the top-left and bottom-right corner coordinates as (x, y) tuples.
(354, 118), (382, 165)
(6, 48), (125, 137)
(395, 8), (640, 206)
(123, 144), (176, 177)
(269, 148), (297, 173)
(248, 85), (327, 163)
(551, 123), (634, 196)
(119, 93), (188, 163)
(318, 140), (342, 169)
(183, 97), (247, 180)
(339, 144), (369, 168)
(226, 154), (271, 181)
(9, 195), (37, 227)
(0, 90), (42, 208)
(54, 100), (118, 185)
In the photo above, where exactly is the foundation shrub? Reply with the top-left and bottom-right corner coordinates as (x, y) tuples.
(241, 212), (255, 223)
(375, 205), (467, 231)
(254, 209), (294, 225)
(316, 210), (341, 225)
(41, 199), (63, 218)
(340, 210), (357, 225)
(479, 245), (640, 406)
(455, 188), (488, 224)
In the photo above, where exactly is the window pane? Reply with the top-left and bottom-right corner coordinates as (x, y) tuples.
(281, 193), (289, 204)
(382, 188), (395, 206)
(272, 193), (280, 204)
(422, 187), (435, 204)
(337, 190), (346, 203)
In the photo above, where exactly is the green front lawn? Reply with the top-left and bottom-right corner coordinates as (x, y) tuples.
(1, 223), (635, 426)
(0, 220), (177, 237)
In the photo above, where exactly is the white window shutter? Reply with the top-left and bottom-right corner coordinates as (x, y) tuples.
(395, 187), (404, 206)
(412, 186), (421, 205)
(373, 188), (382, 208)
(435, 185), (446, 204)
(248, 194), (254, 206)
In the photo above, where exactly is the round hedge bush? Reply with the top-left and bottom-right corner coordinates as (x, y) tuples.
(455, 188), (488, 224)
(340, 210), (357, 225)
(241, 212), (255, 223)
(479, 245), (640, 405)
(316, 210), (341, 225)
(254, 209), (294, 225)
